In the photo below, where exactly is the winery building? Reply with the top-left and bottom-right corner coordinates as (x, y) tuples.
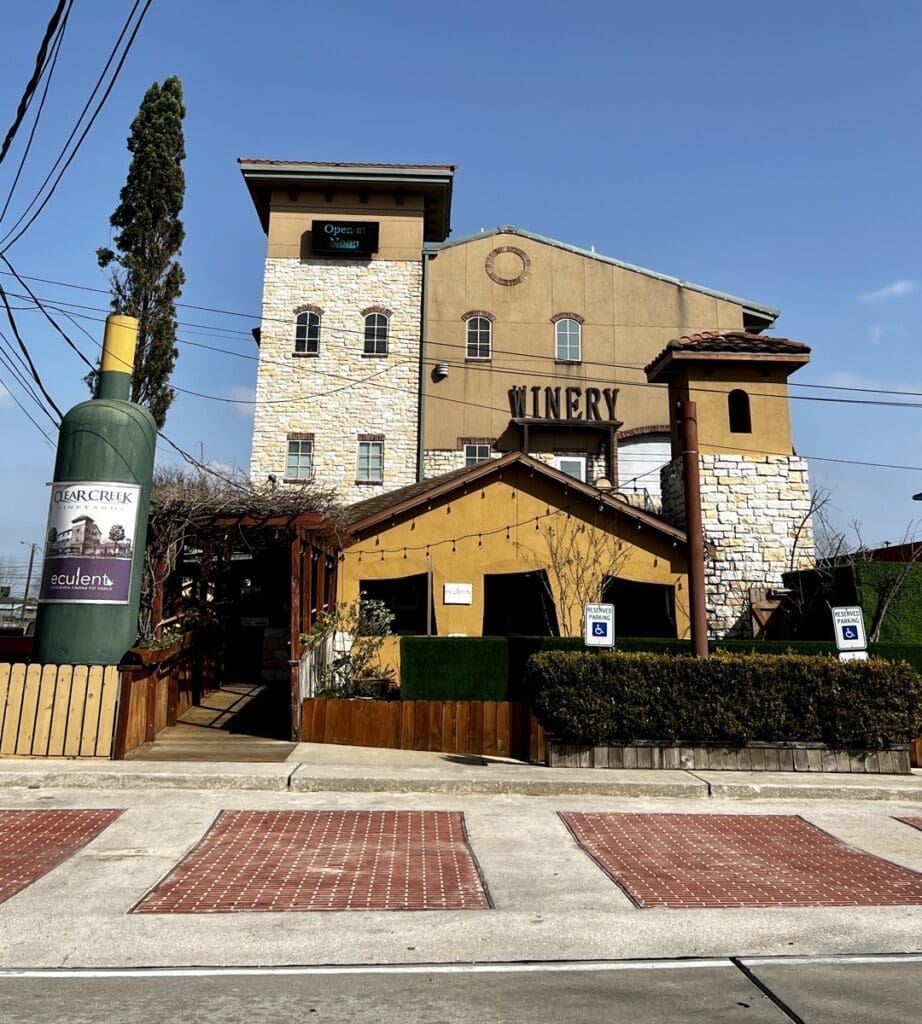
(239, 159), (814, 639)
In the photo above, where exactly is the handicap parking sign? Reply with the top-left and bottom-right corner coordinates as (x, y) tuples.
(831, 607), (867, 651)
(584, 603), (615, 648)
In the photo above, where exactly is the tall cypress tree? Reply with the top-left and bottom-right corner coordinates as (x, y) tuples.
(97, 76), (186, 427)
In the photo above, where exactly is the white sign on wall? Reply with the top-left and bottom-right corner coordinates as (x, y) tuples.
(831, 606), (867, 651)
(443, 583), (473, 605)
(584, 603), (615, 648)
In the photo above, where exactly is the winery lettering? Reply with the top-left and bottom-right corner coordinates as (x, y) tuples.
(508, 385), (618, 421)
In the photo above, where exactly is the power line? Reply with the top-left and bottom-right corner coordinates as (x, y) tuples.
(0, 0), (72, 224)
(0, 0), (154, 253)
(0, 0), (70, 168)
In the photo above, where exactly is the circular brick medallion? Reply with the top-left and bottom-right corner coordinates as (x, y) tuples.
(485, 245), (530, 286)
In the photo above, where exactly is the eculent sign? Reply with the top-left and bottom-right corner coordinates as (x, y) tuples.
(39, 481), (141, 604)
(508, 386), (619, 421)
(311, 220), (379, 257)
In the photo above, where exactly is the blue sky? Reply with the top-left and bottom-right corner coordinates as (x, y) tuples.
(1, 0), (921, 579)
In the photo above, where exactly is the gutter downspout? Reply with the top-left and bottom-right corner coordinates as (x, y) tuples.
(416, 250), (433, 482)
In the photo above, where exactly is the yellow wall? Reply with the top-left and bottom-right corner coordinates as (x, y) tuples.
(666, 364), (795, 458)
(424, 232), (747, 449)
(265, 189), (426, 261)
(338, 466), (689, 656)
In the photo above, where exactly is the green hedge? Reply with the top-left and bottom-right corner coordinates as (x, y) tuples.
(857, 562), (922, 644)
(525, 650), (922, 748)
(400, 636), (922, 699)
(400, 637), (510, 700)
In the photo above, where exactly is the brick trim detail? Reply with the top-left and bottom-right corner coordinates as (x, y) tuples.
(617, 424), (671, 440)
(550, 312), (585, 324)
(287, 432), (315, 441)
(485, 246), (530, 286)
(293, 304), (323, 317)
(357, 433), (385, 442)
(361, 305), (393, 318)
(460, 310), (495, 323)
(456, 436), (495, 449)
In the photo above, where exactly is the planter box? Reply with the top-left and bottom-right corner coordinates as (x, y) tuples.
(546, 739), (912, 774)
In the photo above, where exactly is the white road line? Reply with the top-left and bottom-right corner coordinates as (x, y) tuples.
(1, 953), (920, 980)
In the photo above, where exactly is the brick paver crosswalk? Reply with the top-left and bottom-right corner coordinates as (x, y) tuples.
(562, 812), (922, 909)
(0, 809), (122, 904)
(134, 809), (491, 913)
(896, 817), (922, 832)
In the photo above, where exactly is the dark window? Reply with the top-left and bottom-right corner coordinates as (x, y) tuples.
(364, 313), (389, 355)
(359, 574), (433, 635)
(465, 316), (492, 359)
(464, 443), (492, 466)
(601, 577), (676, 638)
(728, 389), (752, 433)
(482, 570), (559, 636)
(294, 311), (320, 354)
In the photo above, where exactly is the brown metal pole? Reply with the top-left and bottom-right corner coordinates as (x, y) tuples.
(680, 400), (709, 658)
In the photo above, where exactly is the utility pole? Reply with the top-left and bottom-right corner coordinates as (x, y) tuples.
(680, 400), (709, 658)
(19, 541), (38, 623)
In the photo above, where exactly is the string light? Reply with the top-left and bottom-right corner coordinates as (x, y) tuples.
(403, 547), (407, 559)
(505, 526), (510, 541)
(451, 540), (457, 554)
(535, 517), (540, 531)
(477, 534), (482, 547)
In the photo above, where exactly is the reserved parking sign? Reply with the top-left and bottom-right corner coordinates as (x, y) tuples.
(584, 603), (615, 648)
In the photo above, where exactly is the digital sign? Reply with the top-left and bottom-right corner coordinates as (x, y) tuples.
(311, 220), (379, 257)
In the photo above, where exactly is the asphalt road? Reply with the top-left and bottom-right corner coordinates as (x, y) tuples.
(0, 958), (920, 1023)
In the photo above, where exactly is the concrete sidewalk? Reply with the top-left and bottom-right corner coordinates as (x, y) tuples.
(0, 743), (919, 801)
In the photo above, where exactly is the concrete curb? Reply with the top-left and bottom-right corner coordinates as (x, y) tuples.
(0, 759), (919, 800)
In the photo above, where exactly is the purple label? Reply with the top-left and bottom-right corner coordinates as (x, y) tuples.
(39, 556), (133, 603)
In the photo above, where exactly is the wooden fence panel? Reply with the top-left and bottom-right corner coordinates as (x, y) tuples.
(47, 665), (73, 756)
(911, 737), (922, 769)
(299, 697), (540, 761)
(63, 665), (89, 757)
(0, 662), (119, 758)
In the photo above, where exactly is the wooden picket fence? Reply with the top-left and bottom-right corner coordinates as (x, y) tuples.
(301, 697), (545, 762)
(0, 663), (120, 758)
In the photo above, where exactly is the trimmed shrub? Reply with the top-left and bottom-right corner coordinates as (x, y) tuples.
(525, 650), (922, 749)
(400, 637), (509, 700)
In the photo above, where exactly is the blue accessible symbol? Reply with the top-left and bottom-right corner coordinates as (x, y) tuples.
(842, 625), (859, 641)
(593, 622), (608, 638)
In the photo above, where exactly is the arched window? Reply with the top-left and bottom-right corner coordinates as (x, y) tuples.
(364, 313), (389, 355)
(728, 389), (752, 433)
(294, 311), (320, 354)
(465, 316), (492, 359)
(555, 318), (581, 362)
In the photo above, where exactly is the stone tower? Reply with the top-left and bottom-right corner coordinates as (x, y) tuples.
(240, 161), (455, 504)
(645, 332), (815, 637)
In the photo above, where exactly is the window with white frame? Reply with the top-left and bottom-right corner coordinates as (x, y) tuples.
(286, 437), (314, 480)
(357, 439), (384, 482)
(555, 318), (581, 361)
(464, 443), (492, 466)
(363, 313), (389, 355)
(294, 310), (320, 354)
(465, 316), (492, 359)
(552, 454), (586, 482)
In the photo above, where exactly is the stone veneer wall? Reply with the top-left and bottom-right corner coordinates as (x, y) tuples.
(422, 449), (608, 481)
(661, 454), (814, 638)
(250, 257), (423, 505)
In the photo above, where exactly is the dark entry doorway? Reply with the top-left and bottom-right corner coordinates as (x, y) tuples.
(359, 573), (434, 634)
(483, 570), (559, 636)
(601, 577), (676, 637)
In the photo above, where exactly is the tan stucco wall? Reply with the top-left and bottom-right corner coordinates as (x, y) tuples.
(338, 468), (689, 646)
(666, 365), (794, 458)
(265, 189), (426, 261)
(423, 233), (746, 452)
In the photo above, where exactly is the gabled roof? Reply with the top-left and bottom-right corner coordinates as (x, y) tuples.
(428, 226), (779, 329)
(342, 451), (686, 545)
(645, 331), (811, 383)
